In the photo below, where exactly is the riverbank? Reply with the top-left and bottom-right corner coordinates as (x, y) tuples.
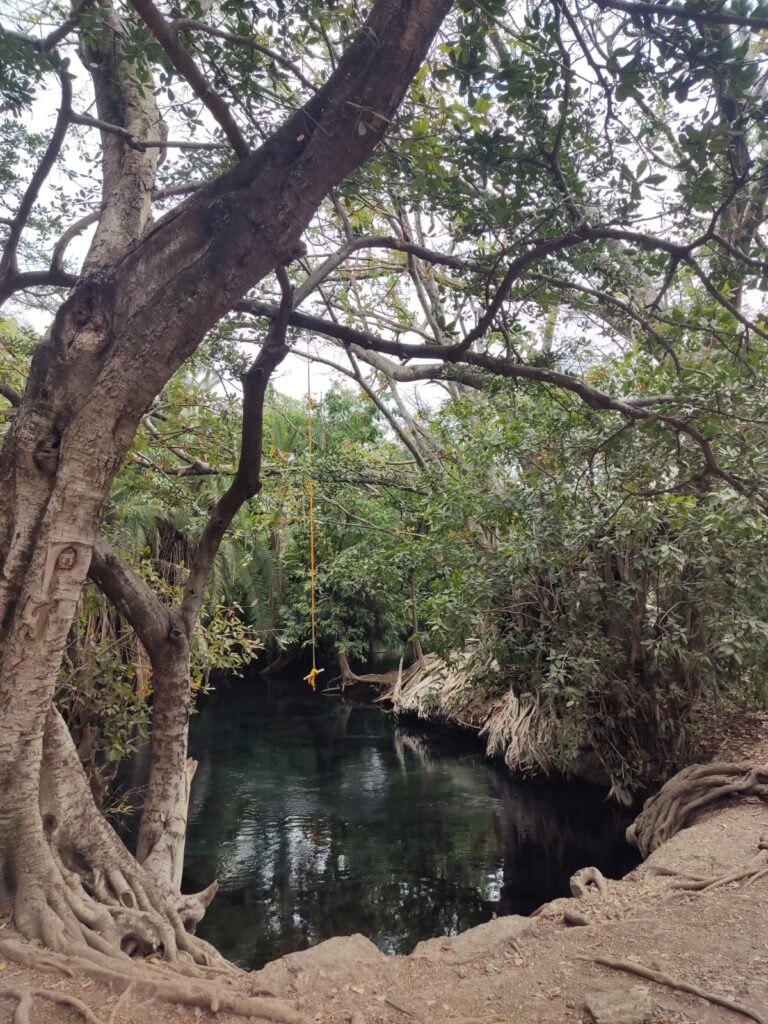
(339, 650), (767, 799)
(1, 710), (766, 1024)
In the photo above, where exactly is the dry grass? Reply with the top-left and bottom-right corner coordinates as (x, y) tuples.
(378, 648), (558, 777)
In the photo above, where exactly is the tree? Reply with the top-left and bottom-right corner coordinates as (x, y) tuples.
(3, 0), (768, 976)
(0, 0), (452, 965)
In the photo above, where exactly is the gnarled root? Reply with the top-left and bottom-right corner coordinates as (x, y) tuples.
(0, 984), (106, 1024)
(3, 709), (220, 967)
(0, 937), (307, 1022)
(627, 762), (768, 857)
(570, 866), (609, 899)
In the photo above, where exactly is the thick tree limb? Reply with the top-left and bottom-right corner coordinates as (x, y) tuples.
(81, 0), (165, 272)
(179, 266), (293, 631)
(595, 0), (768, 30)
(0, 382), (22, 406)
(88, 537), (170, 656)
(174, 19), (317, 93)
(129, 0), (251, 159)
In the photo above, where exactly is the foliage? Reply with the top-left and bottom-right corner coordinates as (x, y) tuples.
(401, 378), (768, 790)
(4, 0), (768, 799)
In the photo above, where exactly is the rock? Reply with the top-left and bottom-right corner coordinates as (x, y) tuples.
(563, 909), (590, 927)
(410, 916), (535, 965)
(251, 934), (386, 997)
(585, 986), (653, 1024)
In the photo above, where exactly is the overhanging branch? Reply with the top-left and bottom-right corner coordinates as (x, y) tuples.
(128, 0), (251, 159)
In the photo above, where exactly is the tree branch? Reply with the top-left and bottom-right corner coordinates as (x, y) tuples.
(174, 19), (317, 94)
(0, 68), (72, 306)
(70, 112), (226, 151)
(128, 0), (251, 159)
(178, 266), (293, 631)
(0, 383), (22, 407)
(595, 0), (768, 30)
(241, 298), (748, 492)
(88, 536), (171, 654)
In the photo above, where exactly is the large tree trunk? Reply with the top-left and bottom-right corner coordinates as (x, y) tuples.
(0, 0), (452, 960)
(88, 539), (216, 928)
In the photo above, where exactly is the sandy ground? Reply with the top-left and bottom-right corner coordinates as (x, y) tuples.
(1, 708), (766, 1024)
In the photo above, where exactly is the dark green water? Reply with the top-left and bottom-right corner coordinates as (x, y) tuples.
(121, 673), (638, 969)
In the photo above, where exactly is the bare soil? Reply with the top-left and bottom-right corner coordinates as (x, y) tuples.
(1, 707), (766, 1024)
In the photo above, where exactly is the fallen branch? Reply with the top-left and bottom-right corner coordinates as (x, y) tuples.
(593, 955), (768, 1024)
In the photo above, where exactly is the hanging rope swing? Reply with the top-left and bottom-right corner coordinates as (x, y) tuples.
(303, 358), (323, 691)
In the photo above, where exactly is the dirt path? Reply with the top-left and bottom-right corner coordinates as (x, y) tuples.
(1, 713), (766, 1024)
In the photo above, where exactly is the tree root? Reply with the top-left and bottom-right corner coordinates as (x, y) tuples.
(0, 984), (106, 1024)
(570, 866), (609, 899)
(627, 762), (768, 857)
(4, 708), (223, 968)
(649, 835), (768, 894)
(0, 937), (307, 1022)
(593, 955), (767, 1024)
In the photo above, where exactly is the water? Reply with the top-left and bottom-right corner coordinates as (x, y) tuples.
(121, 672), (639, 969)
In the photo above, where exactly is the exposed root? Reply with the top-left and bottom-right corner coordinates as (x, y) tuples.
(563, 909), (590, 926)
(338, 651), (420, 689)
(0, 984), (105, 1024)
(0, 937), (306, 1022)
(654, 835), (768, 894)
(5, 708), (224, 967)
(176, 879), (219, 932)
(627, 762), (768, 857)
(107, 983), (133, 1024)
(570, 866), (609, 899)
(593, 955), (768, 1024)
(341, 647), (563, 778)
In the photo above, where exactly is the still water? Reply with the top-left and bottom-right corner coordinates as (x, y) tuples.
(125, 673), (638, 968)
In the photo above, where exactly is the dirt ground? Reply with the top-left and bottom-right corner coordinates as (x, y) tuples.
(1, 708), (766, 1024)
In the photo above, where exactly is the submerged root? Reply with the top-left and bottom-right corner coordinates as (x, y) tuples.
(0, 937), (306, 1022)
(627, 762), (768, 857)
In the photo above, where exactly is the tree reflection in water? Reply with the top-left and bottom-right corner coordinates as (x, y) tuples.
(150, 674), (639, 968)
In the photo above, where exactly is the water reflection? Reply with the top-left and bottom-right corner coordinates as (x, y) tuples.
(137, 674), (639, 968)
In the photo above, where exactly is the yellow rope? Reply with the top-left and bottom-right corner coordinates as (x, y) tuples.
(303, 359), (323, 691)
